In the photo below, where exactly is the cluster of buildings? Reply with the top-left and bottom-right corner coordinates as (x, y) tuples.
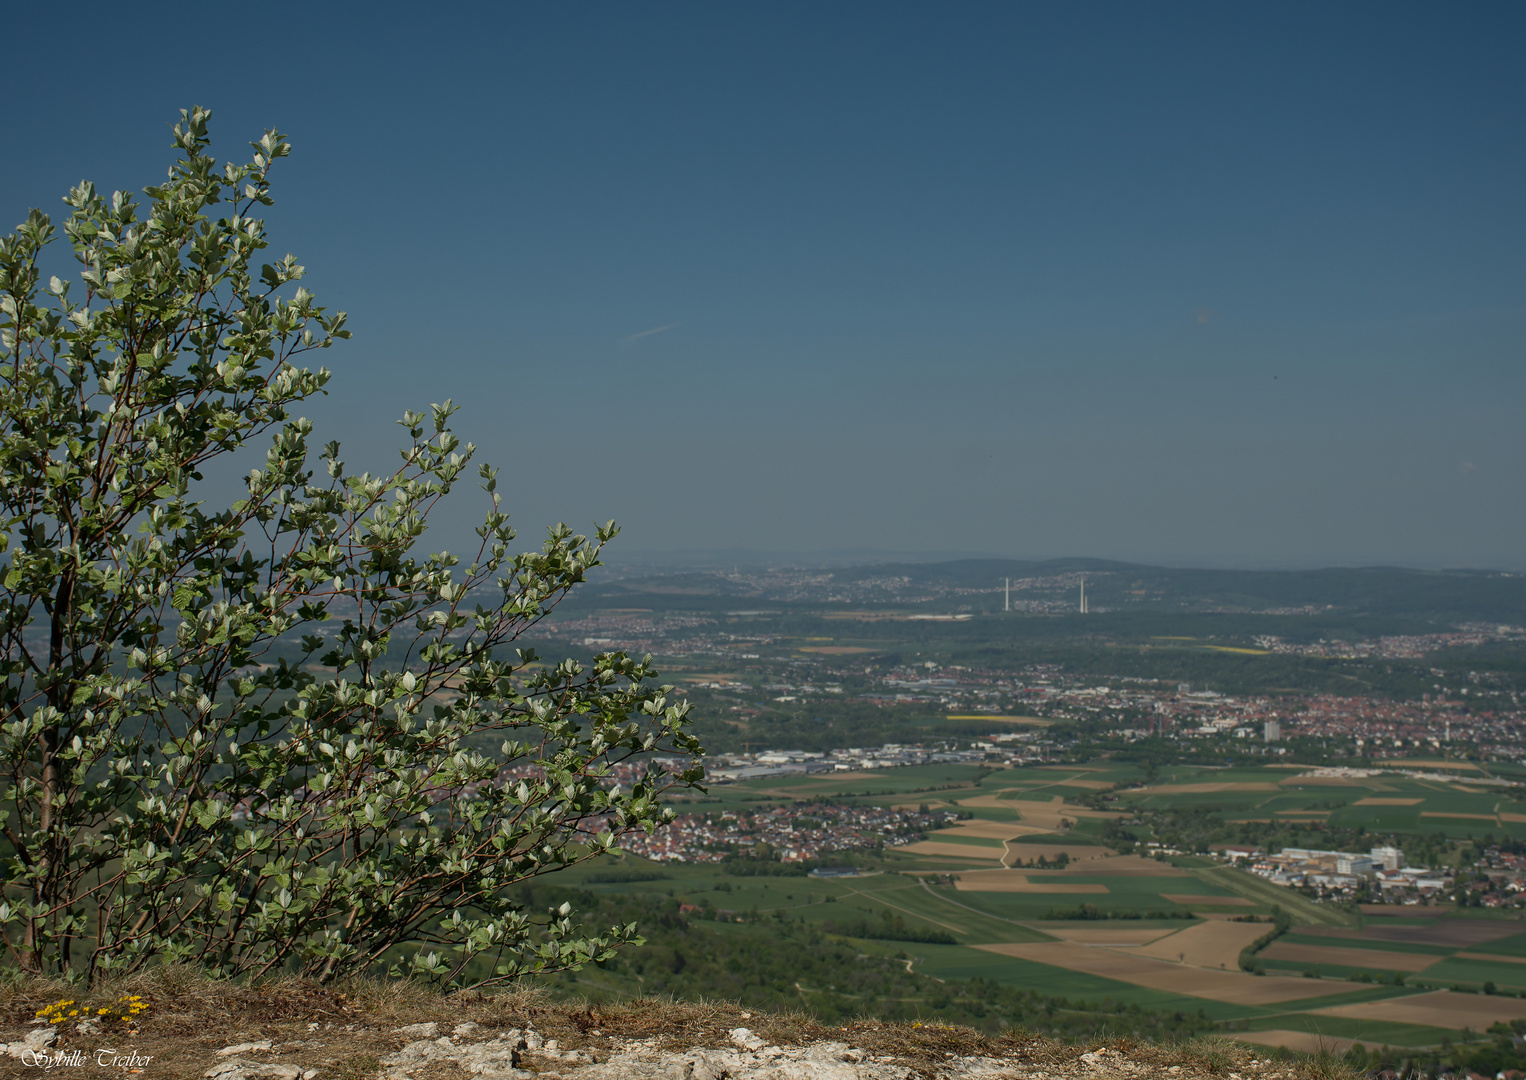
(1236, 841), (1526, 908)
(1251, 624), (1523, 660)
(1461, 846), (1526, 909)
(703, 742), (989, 782)
(618, 801), (957, 863)
(1229, 844), (1455, 902)
(711, 663), (1521, 763)
(1011, 680), (1523, 762)
(522, 597), (1525, 762)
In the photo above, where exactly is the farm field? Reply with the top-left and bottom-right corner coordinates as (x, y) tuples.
(1129, 920), (1269, 966)
(590, 761), (1526, 1050)
(1115, 763), (1526, 841)
(1232, 1009), (1469, 1051)
(1259, 941), (1439, 973)
(973, 940), (1380, 1005)
(1311, 990), (1526, 1029)
(1234, 1032), (1374, 1055)
(1253, 915), (1526, 986)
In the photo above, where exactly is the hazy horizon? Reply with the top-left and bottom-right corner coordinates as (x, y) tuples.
(599, 548), (1522, 575)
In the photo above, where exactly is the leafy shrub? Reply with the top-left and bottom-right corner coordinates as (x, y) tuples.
(0, 108), (702, 986)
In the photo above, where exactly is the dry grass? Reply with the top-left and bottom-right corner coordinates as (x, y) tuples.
(0, 970), (1360, 1080)
(0, 967), (553, 1080)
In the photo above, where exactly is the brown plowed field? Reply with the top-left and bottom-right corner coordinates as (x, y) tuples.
(1159, 893), (1254, 906)
(1353, 798), (1422, 806)
(1131, 920), (1269, 968)
(973, 942), (1341, 1004)
(1313, 990), (1526, 1028)
(1259, 942), (1438, 973)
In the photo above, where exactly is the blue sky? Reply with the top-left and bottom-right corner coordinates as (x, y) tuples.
(4, 2), (1523, 568)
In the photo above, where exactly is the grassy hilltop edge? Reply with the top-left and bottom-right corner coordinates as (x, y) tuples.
(0, 968), (1358, 1080)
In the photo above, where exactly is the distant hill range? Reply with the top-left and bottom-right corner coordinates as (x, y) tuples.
(584, 557), (1526, 624)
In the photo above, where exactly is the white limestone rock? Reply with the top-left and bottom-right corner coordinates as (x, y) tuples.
(3, 1027), (60, 1060)
(217, 1041), (274, 1056)
(394, 1022), (441, 1038)
(729, 1028), (767, 1052)
(203, 1061), (317, 1080)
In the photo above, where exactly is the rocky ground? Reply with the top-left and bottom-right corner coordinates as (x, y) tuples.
(0, 972), (1342, 1080)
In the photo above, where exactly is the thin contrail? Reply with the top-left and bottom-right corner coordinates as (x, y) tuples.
(625, 322), (681, 342)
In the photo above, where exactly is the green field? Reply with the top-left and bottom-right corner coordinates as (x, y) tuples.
(1192, 866), (1358, 926)
(587, 761), (1526, 1049)
(1420, 956), (1526, 989)
(906, 944), (1233, 1016)
(1276, 933), (1454, 956)
(934, 877), (1211, 920)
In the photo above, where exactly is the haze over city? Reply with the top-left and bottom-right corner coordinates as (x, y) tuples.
(3, 2), (1521, 569)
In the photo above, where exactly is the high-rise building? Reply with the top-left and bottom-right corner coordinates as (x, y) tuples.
(1264, 720), (1281, 742)
(1370, 846), (1405, 870)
